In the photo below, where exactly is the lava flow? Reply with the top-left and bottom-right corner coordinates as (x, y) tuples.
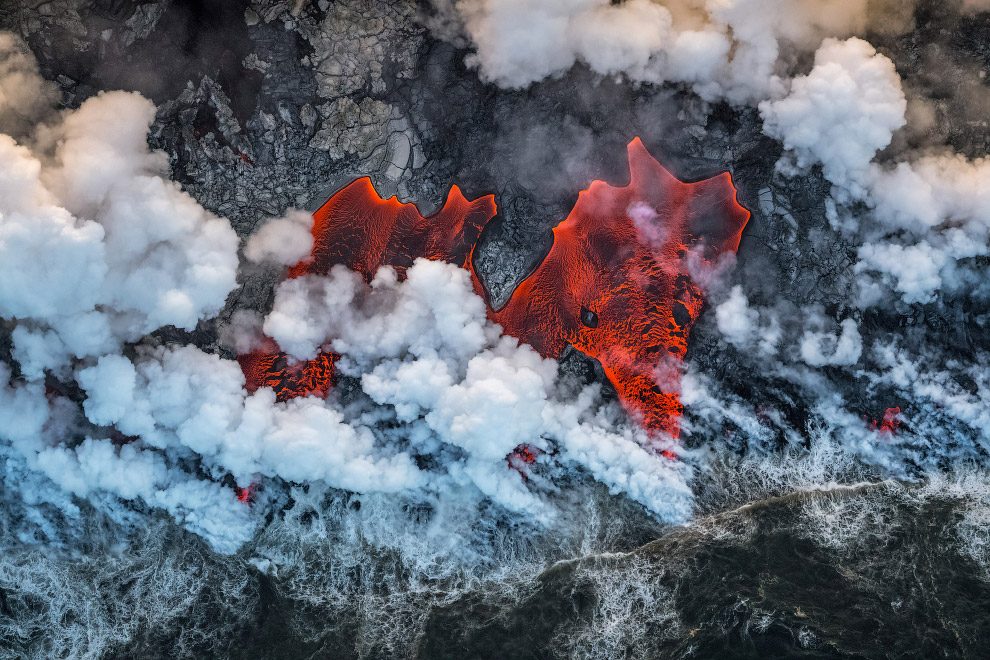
(238, 342), (336, 401)
(868, 407), (902, 435)
(486, 138), (749, 436)
(239, 179), (496, 396)
(290, 177), (495, 280)
(239, 138), (749, 439)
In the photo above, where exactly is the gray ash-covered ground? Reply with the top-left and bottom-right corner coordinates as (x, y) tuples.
(2, 1), (990, 659)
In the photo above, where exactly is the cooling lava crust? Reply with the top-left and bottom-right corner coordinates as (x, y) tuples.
(239, 138), (750, 438)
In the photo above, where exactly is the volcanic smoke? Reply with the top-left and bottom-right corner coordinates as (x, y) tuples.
(240, 138), (749, 439)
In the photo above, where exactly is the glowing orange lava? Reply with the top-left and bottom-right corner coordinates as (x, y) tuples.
(239, 139), (750, 441)
(289, 177), (496, 280)
(238, 341), (336, 401)
(239, 180), (496, 396)
(485, 138), (749, 437)
(868, 407), (901, 434)
(235, 482), (256, 503)
(507, 443), (542, 478)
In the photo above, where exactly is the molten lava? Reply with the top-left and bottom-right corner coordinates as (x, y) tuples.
(868, 407), (902, 435)
(239, 139), (750, 440)
(238, 343), (336, 401)
(289, 177), (496, 280)
(239, 180), (496, 396)
(507, 443), (543, 479)
(485, 138), (749, 436)
(235, 482), (256, 503)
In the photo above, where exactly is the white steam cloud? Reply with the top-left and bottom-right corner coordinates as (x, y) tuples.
(0, 38), (693, 554)
(430, 0), (909, 102)
(715, 285), (780, 355)
(762, 37), (990, 308)
(55, 259), (691, 549)
(0, 34), (256, 551)
(759, 37), (906, 199)
(0, 61), (239, 380)
(4, 0), (990, 561)
(799, 317), (863, 368)
(244, 208), (314, 265)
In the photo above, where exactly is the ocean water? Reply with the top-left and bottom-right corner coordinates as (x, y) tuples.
(3, 444), (989, 660)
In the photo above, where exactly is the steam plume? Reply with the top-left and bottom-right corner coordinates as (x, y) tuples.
(0, 41), (692, 551)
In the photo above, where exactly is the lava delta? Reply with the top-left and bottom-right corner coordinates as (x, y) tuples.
(240, 138), (750, 438)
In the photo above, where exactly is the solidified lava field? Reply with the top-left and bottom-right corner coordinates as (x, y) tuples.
(242, 138), (749, 439)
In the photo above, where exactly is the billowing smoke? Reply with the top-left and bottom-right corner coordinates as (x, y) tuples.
(0, 39), (239, 381)
(759, 37), (907, 196)
(758, 35), (990, 307)
(0, 34), (248, 550)
(0, 33), (56, 135)
(259, 260), (689, 516)
(428, 0), (914, 101)
(3, 251), (691, 550)
(243, 208), (314, 266)
(0, 30), (691, 555)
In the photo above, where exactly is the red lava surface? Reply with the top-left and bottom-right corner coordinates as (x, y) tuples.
(240, 180), (496, 400)
(239, 138), (750, 441)
(289, 177), (495, 280)
(235, 482), (257, 503)
(869, 407), (902, 434)
(238, 342), (336, 402)
(487, 138), (749, 436)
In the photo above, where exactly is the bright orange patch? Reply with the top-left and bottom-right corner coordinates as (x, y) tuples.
(240, 182), (496, 396)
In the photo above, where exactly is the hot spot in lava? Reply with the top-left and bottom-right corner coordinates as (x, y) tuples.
(239, 138), (750, 441)
(868, 407), (902, 435)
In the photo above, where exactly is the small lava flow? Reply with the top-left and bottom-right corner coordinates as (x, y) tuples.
(240, 138), (749, 442)
(238, 342), (336, 402)
(486, 138), (749, 437)
(868, 407), (902, 435)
